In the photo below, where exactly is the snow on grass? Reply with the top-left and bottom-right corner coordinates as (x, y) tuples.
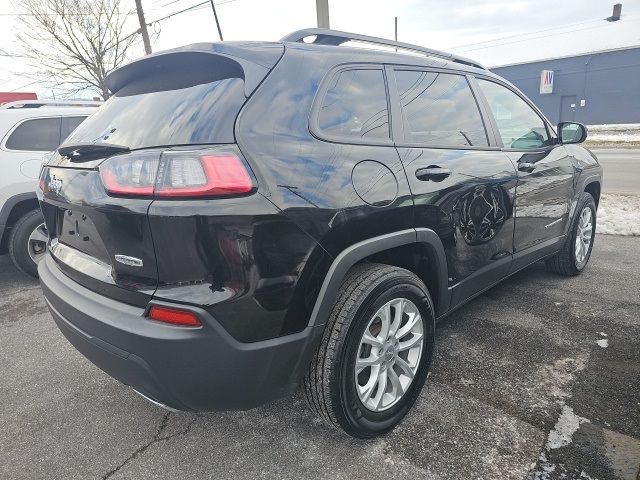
(587, 124), (640, 132)
(585, 124), (640, 146)
(596, 339), (609, 348)
(588, 133), (640, 143)
(596, 194), (640, 236)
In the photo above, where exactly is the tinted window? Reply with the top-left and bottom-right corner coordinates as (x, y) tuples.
(6, 117), (61, 151)
(64, 78), (245, 149)
(477, 79), (550, 149)
(60, 116), (87, 142)
(318, 69), (389, 140)
(395, 71), (487, 147)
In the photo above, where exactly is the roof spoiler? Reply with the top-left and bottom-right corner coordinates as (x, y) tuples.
(281, 28), (485, 70)
(105, 44), (283, 97)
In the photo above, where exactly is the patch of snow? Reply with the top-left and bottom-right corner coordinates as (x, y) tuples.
(596, 194), (640, 236)
(588, 133), (640, 143)
(596, 339), (609, 348)
(546, 405), (589, 450)
(597, 332), (607, 337)
(587, 123), (640, 132)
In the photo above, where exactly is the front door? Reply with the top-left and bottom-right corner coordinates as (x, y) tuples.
(388, 68), (517, 309)
(475, 78), (575, 267)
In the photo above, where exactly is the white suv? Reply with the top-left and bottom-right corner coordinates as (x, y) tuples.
(0, 100), (100, 276)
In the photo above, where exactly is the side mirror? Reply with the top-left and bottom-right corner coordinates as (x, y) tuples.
(558, 122), (587, 144)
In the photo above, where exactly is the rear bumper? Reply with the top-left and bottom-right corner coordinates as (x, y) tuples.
(39, 253), (323, 411)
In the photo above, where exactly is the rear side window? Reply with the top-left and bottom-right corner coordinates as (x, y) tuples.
(5, 117), (61, 151)
(477, 79), (551, 149)
(60, 116), (87, 142)
(317, 68), (389, 141)
(394, 70), (487, 147)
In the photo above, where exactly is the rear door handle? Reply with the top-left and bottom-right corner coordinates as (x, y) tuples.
(415, 167), (451, 182)
(518, 162), (536, 173)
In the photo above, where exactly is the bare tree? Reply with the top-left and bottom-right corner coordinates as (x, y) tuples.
(15, 0), (140, 99)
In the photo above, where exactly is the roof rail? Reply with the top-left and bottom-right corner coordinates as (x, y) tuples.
(0, 99), (102, 110)
(281, 28), (485, 70)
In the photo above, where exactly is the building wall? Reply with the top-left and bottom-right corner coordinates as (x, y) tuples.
(492, 47), (640, 125)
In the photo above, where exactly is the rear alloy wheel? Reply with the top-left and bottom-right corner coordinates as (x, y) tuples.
(355, 297), (424, 412)
(8, 209), (47, 278)
(304, 263), (434, 438)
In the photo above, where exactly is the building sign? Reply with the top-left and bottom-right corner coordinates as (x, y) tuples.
(540, 70), (554, 94)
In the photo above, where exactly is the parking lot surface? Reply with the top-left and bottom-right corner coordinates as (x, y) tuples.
(1, 234), (639, 480)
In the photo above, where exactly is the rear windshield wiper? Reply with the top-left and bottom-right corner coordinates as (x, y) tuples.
(58, 142), (130, 161)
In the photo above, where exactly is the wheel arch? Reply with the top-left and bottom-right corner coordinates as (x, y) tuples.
(584, 180), (601, 208)
(306, 228), (450, 329)
(0, 192), (39, 252)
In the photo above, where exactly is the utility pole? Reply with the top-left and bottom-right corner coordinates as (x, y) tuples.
(394, 16), (398, 52)
(134, 0), (152, 54)
(210, 0), (224, 40)
(316, 0), (330, 28)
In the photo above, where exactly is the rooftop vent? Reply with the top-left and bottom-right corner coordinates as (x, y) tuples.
(606, 3), (622, 21)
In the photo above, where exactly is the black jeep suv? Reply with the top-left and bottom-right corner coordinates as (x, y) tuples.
(37, 29), (602, 438)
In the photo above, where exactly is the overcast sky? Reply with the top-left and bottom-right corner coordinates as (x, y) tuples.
(1, 0), (639, 98)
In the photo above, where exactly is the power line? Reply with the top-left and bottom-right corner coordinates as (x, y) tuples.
(151, 0), (235, 24)
(0, 11), (139, 16)
(451, 13), (640, 53)
(450, 18), (604, 50)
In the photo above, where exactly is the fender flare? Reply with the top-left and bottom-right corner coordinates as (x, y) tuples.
(306, 228), (449, 328)
(0, 192), (39, 239)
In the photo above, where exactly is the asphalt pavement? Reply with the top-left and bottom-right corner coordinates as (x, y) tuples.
(0, 235), (639, 480)
(591, 149), (640, 195)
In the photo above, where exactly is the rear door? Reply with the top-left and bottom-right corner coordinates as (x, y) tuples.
(39, 48), (278, 305)
(40, 152), (160, 305)
(474, 77), (575, 263)
(388, 67), (517, 309)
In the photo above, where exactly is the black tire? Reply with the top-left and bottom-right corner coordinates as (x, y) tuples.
(546, 192), (596, 276)
(8, 209), (45, 278)
(303, 262), (435, 438)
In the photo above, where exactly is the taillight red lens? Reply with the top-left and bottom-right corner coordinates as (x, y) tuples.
(155, 154), (253, 197)
(147, 305), (202, 327)
(99, 150), (253, 198)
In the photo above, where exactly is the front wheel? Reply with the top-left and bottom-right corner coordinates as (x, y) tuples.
(303, 263), (435, 438)
(546, 192), (596, 276)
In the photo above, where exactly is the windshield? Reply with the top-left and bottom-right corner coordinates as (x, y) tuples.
(64, 77), (246, 149)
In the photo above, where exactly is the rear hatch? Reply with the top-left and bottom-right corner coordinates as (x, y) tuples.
(39, 43), (283, 305)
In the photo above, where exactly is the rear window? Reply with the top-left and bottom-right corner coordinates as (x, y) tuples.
(64, 77), (246, 149)
(317, 68), (390, 141)
(6, 117), (61, 151)
(60, 116), (87, 142)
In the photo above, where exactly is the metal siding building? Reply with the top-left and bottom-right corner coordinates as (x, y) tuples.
(491, 47), (640, 125)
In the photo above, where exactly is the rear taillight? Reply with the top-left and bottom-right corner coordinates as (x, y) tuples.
(155, 153), (253, 197)
(99, 149), (254, 198)
(99, 151), (159, 196)
(147, 305), (202, 327)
